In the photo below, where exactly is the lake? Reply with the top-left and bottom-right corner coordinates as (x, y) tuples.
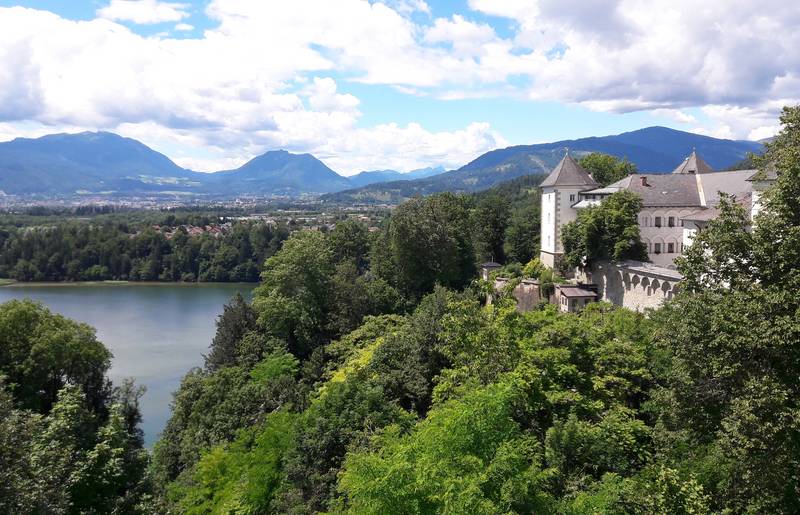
(0, 282), (256, 447)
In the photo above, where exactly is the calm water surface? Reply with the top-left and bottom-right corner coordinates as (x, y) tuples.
(0, 282), (256, 446)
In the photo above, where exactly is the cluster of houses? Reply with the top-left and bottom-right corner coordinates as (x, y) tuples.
(487, 150), (776, 313)
(151, 223), (233, 239)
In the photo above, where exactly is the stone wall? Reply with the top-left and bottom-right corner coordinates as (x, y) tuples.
(492, 278), (543, 312)
(584, 260), (682, 312)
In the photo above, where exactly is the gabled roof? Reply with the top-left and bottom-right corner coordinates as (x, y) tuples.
(557, 286), (598, 298)
(591, 174), (701, 207)
(671, 150), (714, 174)
(582, 169), (756, 208)
(540, 154), (599, 188)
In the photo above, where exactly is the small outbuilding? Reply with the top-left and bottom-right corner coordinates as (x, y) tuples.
(480, 261), (502, 281)
(555, 285), (598, 313)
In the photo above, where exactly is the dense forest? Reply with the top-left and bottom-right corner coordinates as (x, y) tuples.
(0, 218), (290, 283)
(0, 175), (542, 283)
(0, 106), (798, 513)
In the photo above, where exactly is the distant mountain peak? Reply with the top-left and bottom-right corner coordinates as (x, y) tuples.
(324, 126), (764, 204)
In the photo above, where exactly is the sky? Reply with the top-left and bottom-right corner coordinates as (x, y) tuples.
(0, 1), (797, 175)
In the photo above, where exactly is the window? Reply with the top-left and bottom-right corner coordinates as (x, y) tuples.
(668, 216), (675, 227)
(655, 216), (662, 228)
(668, 242), (675, 253)
(654, 243), (662, 254)
(680, 219), (685, 227)
(642, 216), (649, 227)
(569, 194), (575, 202)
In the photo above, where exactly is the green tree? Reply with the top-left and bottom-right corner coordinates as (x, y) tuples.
(151, 351), (300, 486)
(339, 381), (555, 514)
(504, 203), (540, 264)
(204, 292), (257, 372)
(578, 153), (637, 187)
(380, 193), (475, 299)
(471, 193), (512, 263)
(0, 299), (112, 414)
(561, 190), (648, 268)
(254, 230), (335, 359)
(652, 105), (800, 513)
(329, 219), (371, 271)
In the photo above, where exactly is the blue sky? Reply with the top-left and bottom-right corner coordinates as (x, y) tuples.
(0, 1), (795, 173)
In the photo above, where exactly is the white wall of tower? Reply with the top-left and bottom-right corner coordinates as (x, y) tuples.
(540, 186), (587, 266)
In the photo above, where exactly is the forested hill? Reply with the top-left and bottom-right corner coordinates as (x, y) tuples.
(322, 126), (762, 204)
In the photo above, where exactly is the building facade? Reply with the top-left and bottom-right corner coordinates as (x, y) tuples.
(540, 150), (766, 269)
(539, 154), (599, 268)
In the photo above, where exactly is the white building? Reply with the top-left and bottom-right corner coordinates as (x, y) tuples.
(540, 150), (769, 269)
(539, 154), (599, 268)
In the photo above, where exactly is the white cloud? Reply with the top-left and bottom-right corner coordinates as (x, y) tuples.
(424, 15), (496, 56)
(0, 0), (797, 176)
(98, 0), (189, 24)
(174, 22), (193, 31)
(650, 109), (697, 125)
(698, 103), (786, 141)
(380, 0), (430, 15)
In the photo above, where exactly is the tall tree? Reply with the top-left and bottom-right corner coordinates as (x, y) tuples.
(579, 152), (637, 186)
(381, 193), (475, 299)
(504, 203), (540, 264)
(254, 230), (335, 359)
(205, 292), (257, 372)
(654, 105), (800, 513)
(561, 190), (648, 268)
(471, 193), (511, 263)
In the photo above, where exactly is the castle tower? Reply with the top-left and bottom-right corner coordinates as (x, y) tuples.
(671, 150), (713, 174)
(539, 153), (599, 268)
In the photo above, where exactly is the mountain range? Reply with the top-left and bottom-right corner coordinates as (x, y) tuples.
(323, 126), (763, 203)
(347, 166), (446, 188)
(0, 127), (762, 200)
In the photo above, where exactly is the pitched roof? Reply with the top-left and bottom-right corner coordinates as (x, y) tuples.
(540, 154), (599, 188)
(557, 286), (598, 298)
(671, 150), (714, 174)
(697, 170), (754, 205)
(583, 168), (756, 208)
(681, 191), (752, 223)
(597, 174), (702, 207)
(747, 163), (778, 181)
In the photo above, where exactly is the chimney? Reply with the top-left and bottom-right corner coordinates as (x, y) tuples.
(640, 176), (649, 187)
